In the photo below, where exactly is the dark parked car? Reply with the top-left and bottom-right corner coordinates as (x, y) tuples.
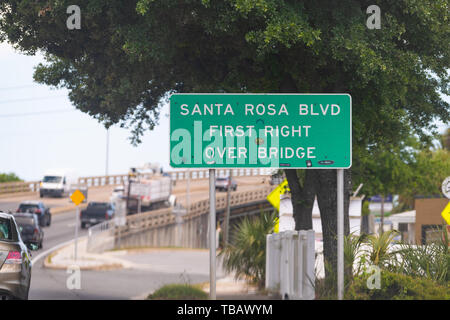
(80, 202), (115, 229)
(16, 201), (51, 227)
(215, 177), (237, 192)
(0, 212), (33, 300)
(14, 213), (44, 250)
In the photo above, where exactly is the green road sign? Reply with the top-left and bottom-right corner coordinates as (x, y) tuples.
(170, 93), (351, 168)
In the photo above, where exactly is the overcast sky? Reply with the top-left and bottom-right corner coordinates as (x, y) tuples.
(0, 42), (448, 181)
(0, 42), (170, 181)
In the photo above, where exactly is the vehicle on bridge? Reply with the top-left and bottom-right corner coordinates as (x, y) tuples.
(269, 172), (285, 185)
(215, 176), (237, 192)
(39, 169), (79, 198)
(16, 201), (51, 227)
(80, 202), (115, 229)
(0, 212), (33, 300)
(125, 175), (174, 214)
(110, 185), (125, 202)
(14, 213), (44, 250)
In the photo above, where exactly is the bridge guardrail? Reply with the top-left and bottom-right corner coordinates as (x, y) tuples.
(0, 168), (274, 195)
(86, 219), (117, 253)
(86, 185), (275, 253)
(78, 168), (273, 188)
(0, 181), (40, 195)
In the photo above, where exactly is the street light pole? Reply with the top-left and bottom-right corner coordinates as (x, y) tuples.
(105, 128), (110, 176)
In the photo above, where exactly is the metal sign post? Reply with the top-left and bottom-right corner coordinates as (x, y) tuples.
(74, 206), (79, 261)
(69, 189), (85, 262)
(209, 169), (216, 300)
(337, 169), (344, 300)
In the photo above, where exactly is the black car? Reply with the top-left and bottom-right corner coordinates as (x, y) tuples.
(16, 201), (51, 227)
(14, 213), (44, 249)
(80, 202), (115, 229)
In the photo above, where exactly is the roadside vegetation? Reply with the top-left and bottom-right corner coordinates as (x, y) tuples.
(0, 172), (22, 183)
(219, 211), (277, 289)
(316, 229), (449, 300)
(147, 284), (208, 300)
(220, 211), (449, 300)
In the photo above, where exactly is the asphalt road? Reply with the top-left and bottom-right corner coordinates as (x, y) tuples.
(0, 177), (269, 299)
(25, 209), (218, 300)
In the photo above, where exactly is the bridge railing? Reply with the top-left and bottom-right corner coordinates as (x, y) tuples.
(86, 219), (117, 253)
(0, 168), (275, 195)
(78, 168), (273, 188)
(86, 185), (275, 252)
(0, 181), (40, 195)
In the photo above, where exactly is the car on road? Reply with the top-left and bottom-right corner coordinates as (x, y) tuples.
(269, 173), (285, 185)
(14, 213), (44, 250)
(39, 169), (79, 198)
(16, 201), (51, 227)
(110, 185), (125, 202)
(0, 212), (33, 300)
(80, 202), (115, 229)
(215, 177), (237, 192)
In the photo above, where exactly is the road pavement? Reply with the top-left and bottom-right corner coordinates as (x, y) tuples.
(0, 176), (271, 299)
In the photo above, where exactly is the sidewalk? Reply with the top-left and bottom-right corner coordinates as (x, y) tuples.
(44, 241), (277, 300)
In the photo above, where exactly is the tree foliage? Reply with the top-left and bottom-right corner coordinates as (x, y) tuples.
(0, 0), (448, 145)
(0, 172), (22, 183)
(1, 0), (449, 281)
(353, 133), (450, 206)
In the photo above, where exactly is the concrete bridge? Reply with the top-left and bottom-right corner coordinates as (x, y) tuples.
(0, 169), (276, 252)
(86, 185), (275, 253)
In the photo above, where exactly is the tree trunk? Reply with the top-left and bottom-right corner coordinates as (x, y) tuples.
(279, 74), (315, 231)
(285, 169), (315, 230)
(380, 195), (384, 235)
(314, 169), (351, 280)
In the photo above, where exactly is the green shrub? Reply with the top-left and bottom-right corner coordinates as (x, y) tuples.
(147, 284), (208, 300)
(391, 227), (449, 285)
(346, 271), (450, 300)
(219, 211), (277, 288)
(366, 230), (399, 267)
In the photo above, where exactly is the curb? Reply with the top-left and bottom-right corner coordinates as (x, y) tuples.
(42, 238), (131, 271)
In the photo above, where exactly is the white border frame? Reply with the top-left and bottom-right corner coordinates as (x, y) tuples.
(168, 93), (352, 169)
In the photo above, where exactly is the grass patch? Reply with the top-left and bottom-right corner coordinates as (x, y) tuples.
(147, 284), (208, 300)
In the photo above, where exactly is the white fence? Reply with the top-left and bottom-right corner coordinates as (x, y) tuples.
(86, 220), (116, 253)
(266, 230), (315, 300)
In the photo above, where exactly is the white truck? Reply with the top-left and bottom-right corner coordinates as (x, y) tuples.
(39, 169), (79, 198)
(125, 175), (175, 213)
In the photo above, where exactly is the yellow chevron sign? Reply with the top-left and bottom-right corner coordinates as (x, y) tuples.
(267, 179), (290, 211)
(267, 179), (290, 233)
(441, 201), (450, 225)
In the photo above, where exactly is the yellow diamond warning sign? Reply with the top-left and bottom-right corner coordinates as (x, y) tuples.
(441, 201), (450, 225)
(70, 189), (85, 206)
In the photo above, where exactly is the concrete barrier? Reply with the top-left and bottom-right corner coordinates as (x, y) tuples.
(266, 230), (315, 300)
